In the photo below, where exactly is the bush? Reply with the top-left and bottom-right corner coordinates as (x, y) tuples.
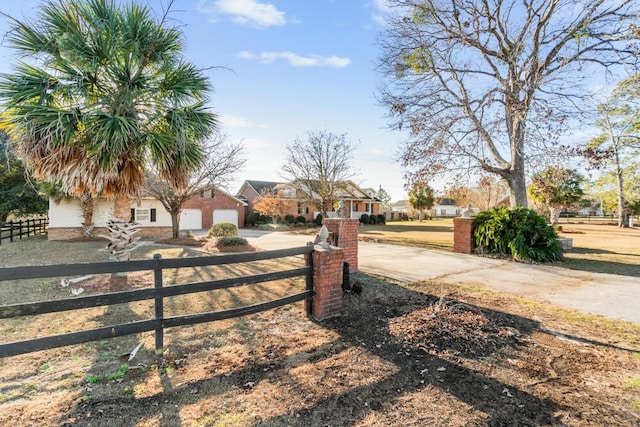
(208, 222), (238, 238)
(216, 237), (248, 247)
(360, 214), (369, 224)
(314, 213), (323, 226)
(472, 206), (563, 262)
(377, 214), (386, 224)
(296, 215), (307, 224)
(259, 214), (271, 224)
(369, 215), (378, 224)
(245, 212), (260, 227)
(284, 214), (295, 224)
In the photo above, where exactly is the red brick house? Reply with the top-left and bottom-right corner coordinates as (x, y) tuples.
(236, 179), (381, 224)
(182, 188), (247, 229)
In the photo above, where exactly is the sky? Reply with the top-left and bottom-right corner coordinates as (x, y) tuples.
(0, 0), (410, 200)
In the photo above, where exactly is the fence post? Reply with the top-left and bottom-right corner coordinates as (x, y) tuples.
(305, 242), (314, 316)
(153, 253), (164, 355)
(26, 220), (31, 238)
(9, 222), (14, 243)
(19, 221), (23, 240)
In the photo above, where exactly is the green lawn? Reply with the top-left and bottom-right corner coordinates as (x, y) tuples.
(358, 219), (455, 251)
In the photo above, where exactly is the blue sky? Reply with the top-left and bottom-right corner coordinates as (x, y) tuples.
(0, 0), (410, 200)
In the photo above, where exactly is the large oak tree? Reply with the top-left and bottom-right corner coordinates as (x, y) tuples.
(378, 0), (639, 207)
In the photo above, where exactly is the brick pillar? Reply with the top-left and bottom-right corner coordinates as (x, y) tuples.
(310, 246), (345, 321)
(453, 217), (475, 254)
(322, 218), (359, 272)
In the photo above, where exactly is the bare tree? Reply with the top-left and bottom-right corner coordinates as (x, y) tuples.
(145, 133), (245, 237)
(281, 130), (358, 217)
(378, 0), (639, 207)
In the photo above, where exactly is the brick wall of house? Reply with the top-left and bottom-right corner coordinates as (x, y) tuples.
(183, 193), (245, 230)
(322, 218), (359, 272)
(453, 217), (475, 254)
(310, 246), (345, 321)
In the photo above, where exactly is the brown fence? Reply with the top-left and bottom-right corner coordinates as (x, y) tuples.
(0, 217), (49, 244)
(0, 245), (314, 358)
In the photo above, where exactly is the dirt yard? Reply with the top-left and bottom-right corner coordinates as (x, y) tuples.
(1, 237), (639, 426)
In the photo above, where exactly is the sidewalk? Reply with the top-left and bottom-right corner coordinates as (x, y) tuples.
(239, 230), (640, 324)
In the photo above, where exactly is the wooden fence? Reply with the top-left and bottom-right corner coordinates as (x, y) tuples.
(0, 217), (49, 244)
(0, 245), (314, 358)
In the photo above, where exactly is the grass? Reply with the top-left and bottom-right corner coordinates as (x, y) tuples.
(360, 220), (640, 276)
(359, 219), (455, 251)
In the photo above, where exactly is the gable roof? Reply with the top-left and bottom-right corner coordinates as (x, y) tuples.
(245, 180), (283, 194)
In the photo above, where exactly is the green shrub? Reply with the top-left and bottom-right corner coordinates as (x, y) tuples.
(284, 214), (295, 224)
(377, 214), (386, 224)
(208, 222), (238, 238)
(360, 214), (369, 224)
(314, 213), (323, 226)
(296, 215), (306, 224)
(472, 206), (563, 262)
(246, 212), (259, 227)
(259, 214), (272, 224)
(369, 215), (378, 224)
(216, 237), (248, 247)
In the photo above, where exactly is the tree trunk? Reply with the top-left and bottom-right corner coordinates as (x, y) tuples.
(548, 205), (562, 225)
(113, 192), (132, 222)
(506, 92), (529, 208)
(171, 210), (181, 238)
(614, 148), (629, 228)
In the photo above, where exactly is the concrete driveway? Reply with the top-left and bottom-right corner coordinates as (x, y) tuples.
(239, 230), (640, 324)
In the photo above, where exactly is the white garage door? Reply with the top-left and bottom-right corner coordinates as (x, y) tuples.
(213, 209), (239, 227)
(179, 209), (202, 230)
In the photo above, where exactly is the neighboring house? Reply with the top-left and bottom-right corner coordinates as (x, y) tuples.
(48, 189), (247, 240)
(388, 198), (466, 220)
(236, 179), (381, 223)
(432, 198), (462, 218)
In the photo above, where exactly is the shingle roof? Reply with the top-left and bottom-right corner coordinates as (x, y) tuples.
(245, 180), (283, 194)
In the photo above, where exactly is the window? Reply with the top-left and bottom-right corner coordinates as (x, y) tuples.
(364, 203), (370, 212)
(131, 208), (156, 223)
(440, 209), (447, 215)
(202, 189), (213, 198)
(456, 209), (461, 215)
(297, 203), (309, 215)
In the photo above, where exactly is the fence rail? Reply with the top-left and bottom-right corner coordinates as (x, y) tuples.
(0, 245), (314, 358)
(0, 218), (49, 244)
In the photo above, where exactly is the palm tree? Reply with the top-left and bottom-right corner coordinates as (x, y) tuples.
(0, 0), (217, 222)
(408, 182), (435, 221)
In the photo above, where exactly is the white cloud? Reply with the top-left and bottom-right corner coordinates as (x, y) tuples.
(219, 114), (268, 129)
(197, 0), (286, 28)
(371, 0), (394, 26)
(238, 51), (352, 68)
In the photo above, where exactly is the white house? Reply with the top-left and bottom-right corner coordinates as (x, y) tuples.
(48, 190), (247, 240)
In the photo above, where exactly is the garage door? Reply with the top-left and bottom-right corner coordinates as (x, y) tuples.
(179, 209), (202, 230)
(213, 209), (238, 227)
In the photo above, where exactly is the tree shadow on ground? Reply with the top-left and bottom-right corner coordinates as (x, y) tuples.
(561, 258), (640, 277)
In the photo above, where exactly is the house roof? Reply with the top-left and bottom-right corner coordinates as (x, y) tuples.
(435, 198), (457, 206)
(243, 180), (283, 195)
(239, 179), (380, 202)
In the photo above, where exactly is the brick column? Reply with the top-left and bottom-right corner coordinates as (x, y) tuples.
(322, 218), (359, 272)
(310, 246), (345, 321)
(453, 217), (475, 254)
